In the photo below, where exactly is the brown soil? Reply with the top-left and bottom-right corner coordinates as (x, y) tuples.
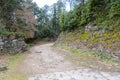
(0, 54), (9, 66)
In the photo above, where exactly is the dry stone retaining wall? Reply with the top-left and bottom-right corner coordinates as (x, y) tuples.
(0, 36), (27, 54)
(56, 25), (120, 58)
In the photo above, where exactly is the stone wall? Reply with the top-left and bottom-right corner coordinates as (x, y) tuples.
(56, 30), (120, 58)
(0, 36), (27, 54)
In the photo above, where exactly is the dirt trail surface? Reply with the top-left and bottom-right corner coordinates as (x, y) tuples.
(20, 43), (120, 80)
(21, 43), (78, 75)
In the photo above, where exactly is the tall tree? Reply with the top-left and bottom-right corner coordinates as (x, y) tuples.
(0, 0), (24, 31)
(0, 0), (37, 38)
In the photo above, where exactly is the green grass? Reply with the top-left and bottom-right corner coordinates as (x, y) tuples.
(59, 44), (98, 60)
(59, 44), (113, 61)
(90, 51), (113, 60)
(4, 53), (28, 80)
(56, 44), (120, 72)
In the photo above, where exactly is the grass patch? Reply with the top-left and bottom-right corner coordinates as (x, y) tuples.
(4, 53), (28, 80)
(59, 44), (113, 61)
(90, 51), (113, 60)
(56, 44), (120, 72)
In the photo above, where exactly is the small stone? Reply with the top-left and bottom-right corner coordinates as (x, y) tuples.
(36, 51), (42, 53)
(0, 66), (7, 71)
(60, 74), (63, 78)
(70, 78), (76, 80)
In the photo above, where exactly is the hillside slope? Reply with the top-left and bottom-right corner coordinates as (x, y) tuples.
(56, 27), (120, 59)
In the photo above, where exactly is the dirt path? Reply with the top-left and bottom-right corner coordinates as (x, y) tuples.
(20, 43), (120, 80)
(20, 43), (79, 75)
